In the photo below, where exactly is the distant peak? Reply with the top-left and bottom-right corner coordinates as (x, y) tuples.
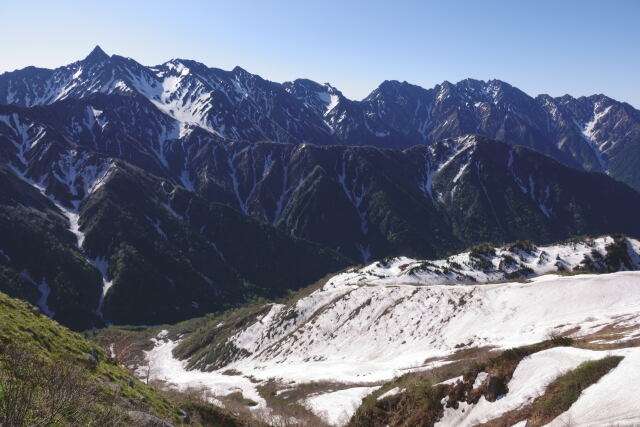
(232, 65), (248, 75)
(84, 45), (110, 63)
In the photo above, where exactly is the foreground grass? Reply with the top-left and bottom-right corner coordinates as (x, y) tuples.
(0, 291), (245, 426)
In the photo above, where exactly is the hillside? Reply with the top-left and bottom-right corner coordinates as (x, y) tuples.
(2, 47), (640, 190)
(101, 235), (640, 425)
(6, 98), (640, 330)
(0, 290), (247, 426)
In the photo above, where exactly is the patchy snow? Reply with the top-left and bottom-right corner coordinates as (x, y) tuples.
(140, 333), (266, 409)
(473, 372), (488, 389)
(438, 376), (463, 386)
(140, 271), (640, 423)
(137, 238), (640, 426)
(222, 270), (640, 384)
(436, 347), (606, 426)
(327, 236), (633, 287)
(439, 346), (640, 427)
(577, 102), (612, 170)
(546, 347), (640, 427)
(419, 135), (477, 199)
(377, 386), (403, 400)
(305, 386), (379, 426)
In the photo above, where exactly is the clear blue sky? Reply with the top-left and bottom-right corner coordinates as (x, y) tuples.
(1, 0), (639, 107)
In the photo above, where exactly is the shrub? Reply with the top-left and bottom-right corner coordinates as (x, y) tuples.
(469, 243), (496, 258)
(507, 240), (537, 253)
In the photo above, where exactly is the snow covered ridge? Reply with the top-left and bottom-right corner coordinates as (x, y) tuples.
(134, 236), (640, 425)
(326, 235), (640, 288)
(212, 236), (640, 371)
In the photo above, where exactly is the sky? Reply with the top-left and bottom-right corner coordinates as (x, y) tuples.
(1, 0), (639, 107)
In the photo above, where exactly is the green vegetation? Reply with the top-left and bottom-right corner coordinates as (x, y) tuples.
(528, 356), (623, 426)
(0, 291), (244, 426)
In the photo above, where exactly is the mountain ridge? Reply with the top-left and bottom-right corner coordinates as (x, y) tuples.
(2, 48), (640, 330)
(2, 46), (639, 189)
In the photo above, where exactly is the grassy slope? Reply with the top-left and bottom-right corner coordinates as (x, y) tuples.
(0, 291), (243, 426)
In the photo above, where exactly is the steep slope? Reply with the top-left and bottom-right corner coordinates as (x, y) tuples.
(113, 236), (640, 425)
(190, 135), (640, 262)
(0, 291), (244, 426)
(2, 47), (639, 190)
(0, 165), (103, 329)
(0, 46), (333, 145)
(538, 93), (640, 189)
(3, 100), (640, 267)
(0, 111), (349, 328)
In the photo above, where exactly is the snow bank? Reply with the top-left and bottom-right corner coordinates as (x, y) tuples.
(141, 333), (265, 408)
(436, 347), (608, 426)
(305, 386), (379, 426)
(546, 347), (640, 427)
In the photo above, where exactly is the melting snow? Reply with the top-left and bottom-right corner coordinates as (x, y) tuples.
(305, 386), (379, 426)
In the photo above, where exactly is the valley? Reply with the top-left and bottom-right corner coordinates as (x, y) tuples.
(1, 45), (639, 426)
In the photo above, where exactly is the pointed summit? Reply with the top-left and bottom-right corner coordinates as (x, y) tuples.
(84, 45), (109, 63)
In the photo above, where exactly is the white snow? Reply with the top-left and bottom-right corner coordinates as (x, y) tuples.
(305, 386), (379, 426)
(546, 347), (640, 427)
(136, 238), (640, 426)
(377, 386), (403, 400)
(140, 333), (266, 408)
(140, 270), (640, 425)
(577, 102), (612, 170)
(473, 372), (488, 389)
(326, 236), (629, 287)
(437, 347), (605, 426)
(92, 256), (114, 320)
(324, 93), (340, 116)
(419, 135), (477, 200)
(438, 375), (463, 386)
(439, 346), (640, 427)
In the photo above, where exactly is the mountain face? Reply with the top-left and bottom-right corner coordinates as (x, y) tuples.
(2, 94), (640, 330)
(0, 105), (349, 329)
(1, 47), (640, 330)
(2, 46), (639, 190)
(4, 99), (640, 264)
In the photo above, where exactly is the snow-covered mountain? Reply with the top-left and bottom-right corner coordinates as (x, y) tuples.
(2, 46), (639, 190)
(2, 91), (640, 329)
(2, 47), (640, 331)
(4, 102), (640, 268)
(127, 235), (640, 425)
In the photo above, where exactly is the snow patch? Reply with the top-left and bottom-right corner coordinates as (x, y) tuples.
(305, 386), (379, 426)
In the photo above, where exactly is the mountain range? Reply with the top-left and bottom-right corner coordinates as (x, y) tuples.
(1, 46), (639, 329)
(2, 46), (639, 188)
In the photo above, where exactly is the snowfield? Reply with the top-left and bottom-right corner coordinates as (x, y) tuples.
(438, 346), (640, 427)
(139, 237), (640, 425)
(304, 386), (380, 426)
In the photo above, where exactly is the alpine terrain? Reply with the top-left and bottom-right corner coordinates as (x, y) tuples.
(1, 45), (640, 427)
